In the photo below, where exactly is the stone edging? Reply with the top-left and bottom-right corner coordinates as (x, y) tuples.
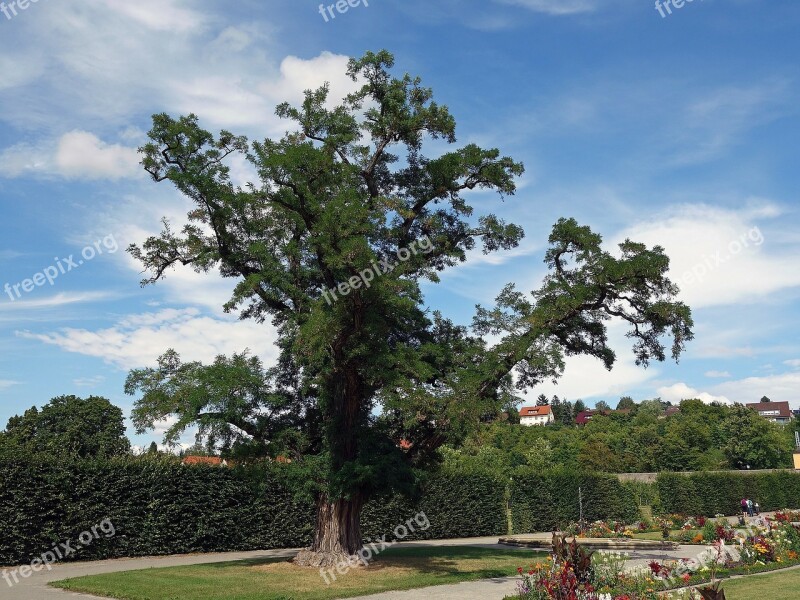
(498, 536), (679, 551)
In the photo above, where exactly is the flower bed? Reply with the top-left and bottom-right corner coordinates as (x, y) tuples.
(512, 520), (800, 600)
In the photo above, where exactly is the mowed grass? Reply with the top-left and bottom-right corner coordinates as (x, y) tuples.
(52, 546), (542, 600)
(723, 567), (800, 600)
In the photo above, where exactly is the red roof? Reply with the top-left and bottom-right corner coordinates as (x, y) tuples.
(575, 410), (600, 424)
(182, 456), (226, 466)
(520, 405), (552, 417)
(575, 409), (630, 424)
(746, 401), (792, 419)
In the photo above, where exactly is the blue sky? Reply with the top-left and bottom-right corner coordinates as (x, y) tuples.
(1, 0), (799, 450)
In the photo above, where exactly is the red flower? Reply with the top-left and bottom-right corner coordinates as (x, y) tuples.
(682, 573), (691, 584)
(517, 567), (523, 574)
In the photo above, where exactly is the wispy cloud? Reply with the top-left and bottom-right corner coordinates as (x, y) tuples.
(72, 375), (106, 388)
(18, 308), (279, 370)
(0, 380), (21, 391)
(704, 370), (732, 379)
(493, 0), (600, 15)
(0, 292), (118, 311)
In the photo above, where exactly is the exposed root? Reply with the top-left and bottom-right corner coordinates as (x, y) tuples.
(292, 548), (363, 568)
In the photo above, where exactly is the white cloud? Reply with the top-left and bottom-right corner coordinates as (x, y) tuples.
(522, 321), (660, 402)
(55, 131), (141, 180)
(0, 131), (140, 180)
(712, 372), (800, 408)
(493, 0), (599, 15)
(95, 0), (207, 33)
(615, 202), (800, 308)
(704, 370), (732, 379)
(0, 292), (118, 311)
(0, 380), (21, 391)
(0, 1), (358, 139)
(784, 359), (800, 369)
(657, 382), (732, 405)
(73, 375), (106, 388)
(17, 308), (279, 370)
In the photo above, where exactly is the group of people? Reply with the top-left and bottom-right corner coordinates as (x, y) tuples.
(741, 497), (760, 517)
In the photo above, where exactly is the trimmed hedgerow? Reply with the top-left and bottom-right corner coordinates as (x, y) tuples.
(509, 469), (640, 533)
(656, 471), (800, 515)
(0, 452), (506, 566)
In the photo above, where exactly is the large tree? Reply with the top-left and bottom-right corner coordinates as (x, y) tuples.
(126, 50), (692, 566)
(0, 395), (130, 459)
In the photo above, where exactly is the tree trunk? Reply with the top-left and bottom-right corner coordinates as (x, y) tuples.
(293, 493), (365, 567)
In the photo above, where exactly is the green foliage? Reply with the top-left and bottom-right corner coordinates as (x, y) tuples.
(509, 469), (640, 533)
(722, 405), (793, 469)
(127, 50), (693, 524)
(1, 395), (130, 459)
(459, 398), (794, 474)
(656, 471), (800, 515)
(0, 452), (504, 565)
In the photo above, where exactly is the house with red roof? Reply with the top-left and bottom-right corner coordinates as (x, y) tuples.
(519, 405), (554, 426)
(746, 401), (794, 424)
(575, 408), (631, 425)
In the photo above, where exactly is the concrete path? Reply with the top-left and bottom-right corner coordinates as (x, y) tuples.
(0, 533), (753, 600)
(1, 548), (298, 600)
(348, 544), (708, 600)
(0, 537), (510, 600)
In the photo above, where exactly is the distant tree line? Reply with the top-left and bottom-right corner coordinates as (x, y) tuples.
(449, 398), (797, 474)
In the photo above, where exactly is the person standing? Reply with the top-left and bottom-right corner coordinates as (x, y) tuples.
(747, 498), (754, 517)
(741, 497), (748, 516)
(754, 501), (760, 516)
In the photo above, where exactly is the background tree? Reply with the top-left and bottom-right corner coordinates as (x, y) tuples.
(1, 395), (129, 459)
(722, 405), (792, 469)
(127, 50), (692, 566)
(536, 393), (550, 406)
(595, 400), (611, 412)
(760, 395), (772, 403)
(616, 396), (637, 411)
(573, 399), (587, 414)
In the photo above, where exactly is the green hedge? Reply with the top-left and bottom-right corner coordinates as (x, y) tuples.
(0, 453), (506, 566)
(0, 453), (314, 565)
(509, 469), (640, 533)
(656, 471), (800, 515)
(9, 450), (799, 567)
(362, 470), (508, 541)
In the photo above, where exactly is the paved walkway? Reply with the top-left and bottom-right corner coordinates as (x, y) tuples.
(2, 548), (298, 600)
(0, 530), (757, 600)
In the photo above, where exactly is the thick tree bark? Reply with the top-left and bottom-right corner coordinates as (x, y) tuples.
(293, 493), (365, 567)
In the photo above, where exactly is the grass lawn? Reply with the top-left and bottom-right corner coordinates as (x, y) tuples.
(722, 567), (800, 599)
(52, 546), (543, 600)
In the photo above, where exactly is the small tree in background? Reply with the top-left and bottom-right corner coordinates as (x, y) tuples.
(1, 395), (130, 459)
(595, 400), (611, 412)
(617, 396), (637, 411)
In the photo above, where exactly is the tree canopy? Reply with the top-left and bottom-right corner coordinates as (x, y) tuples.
(0, 395), (130, 459)
(451, 398), (794, 474)
(126, 49), (693, 563)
